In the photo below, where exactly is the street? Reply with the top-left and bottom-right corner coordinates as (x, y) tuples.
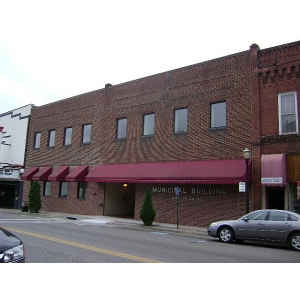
(0, 210), (299, 263)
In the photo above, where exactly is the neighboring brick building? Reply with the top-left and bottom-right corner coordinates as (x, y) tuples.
(252, 41), (300, 214)
(21, 40), (300, 226)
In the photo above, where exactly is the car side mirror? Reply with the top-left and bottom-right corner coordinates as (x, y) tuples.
(243, 217), (249, 222)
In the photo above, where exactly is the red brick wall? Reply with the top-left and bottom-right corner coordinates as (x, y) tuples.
(23, 180), (104, 215)
(135, 184), (246, 227)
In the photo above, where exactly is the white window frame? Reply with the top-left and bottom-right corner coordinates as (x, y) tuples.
(278, 91), (298, 135)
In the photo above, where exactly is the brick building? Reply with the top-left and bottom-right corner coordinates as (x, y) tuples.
(253, 41), (300, 213)
(21, 40), (300, 226)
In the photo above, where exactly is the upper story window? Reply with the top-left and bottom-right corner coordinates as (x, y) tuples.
(34, 132), (41, 149)
(64, 127), (72, 146)
(117, 118), (127, 139)
(174, 108), (188, 134)
(211, 101), (226, 128)
(278, 92), (298, 135)
(48, 130), (56, 147)
(143, 113), (155, 136)
(82, 124), (92, 144)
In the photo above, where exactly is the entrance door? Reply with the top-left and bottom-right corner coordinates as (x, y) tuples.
(266, 187), (285, 210)
(104, 183), (135, 218)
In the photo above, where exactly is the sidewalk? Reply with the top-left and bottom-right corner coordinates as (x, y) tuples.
(0, 208), (208, 237)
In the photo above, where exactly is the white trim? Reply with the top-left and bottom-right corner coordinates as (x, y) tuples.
(278, 91), (298, 135)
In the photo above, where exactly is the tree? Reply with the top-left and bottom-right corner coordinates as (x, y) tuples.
(28, 181), (41, 213)
(140, 190), (156, 226)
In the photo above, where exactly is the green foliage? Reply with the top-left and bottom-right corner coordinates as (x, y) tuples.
(29, 181), (41, 213)
(140, 191), (156, 226)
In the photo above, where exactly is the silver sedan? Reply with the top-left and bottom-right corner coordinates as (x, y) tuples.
(208, 209), (300, 251)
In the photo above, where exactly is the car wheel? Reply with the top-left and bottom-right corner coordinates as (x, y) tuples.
(289, 233), (300, 251)
(218, 227), (234, 243)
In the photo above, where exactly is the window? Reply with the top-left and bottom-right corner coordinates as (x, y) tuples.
(43, 182), (51, 196)
(243, 211), (268, 221)
(268, 211), (288, 221)
(48, 130), (56, 147)
(34, 132), (41, 149)
(117, 118), (127, 139)
(82, 124), (92, 144)
(174, 108), (188, 134)
(278, 92), (298, 134)
(77, 182), (87, 200)
(59, 182), (68, 197)
(288, 213), (299, 222)
(64, 127), (72, 146)
(143, 113), (155, 136)
(211, 101), (226, 128)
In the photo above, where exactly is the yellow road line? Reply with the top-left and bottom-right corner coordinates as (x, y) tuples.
(4, 227), (161, 263)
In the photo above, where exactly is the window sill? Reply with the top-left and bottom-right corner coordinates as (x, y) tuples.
(141, 134), (154, 139)
(115, 138), (127, 142)
(208, 127), (227, 132)
(174, 131), (188, 136)
(81, 142), (92, 146)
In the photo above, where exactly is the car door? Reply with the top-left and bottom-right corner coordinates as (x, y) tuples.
(263, 211), (292, 242)
(235, 211), (269, 240)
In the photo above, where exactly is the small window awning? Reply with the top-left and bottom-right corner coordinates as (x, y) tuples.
(48, 166), (69, 182)
(32, 167), (52, 181)
(65, 166), (89, 182)
(21, 167), (39, 180)
(261, 154), (286, 186)
(85, 159), (248, 184)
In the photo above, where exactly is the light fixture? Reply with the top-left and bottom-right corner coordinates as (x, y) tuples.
(122, 183), (128, 188)
(242, 148), (251, 160)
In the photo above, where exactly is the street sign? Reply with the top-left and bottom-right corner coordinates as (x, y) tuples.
(174, 186), (181, 197)
(239, 182), (246, 192)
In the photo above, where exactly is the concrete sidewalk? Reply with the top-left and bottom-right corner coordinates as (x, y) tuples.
(0, 208), (208, 237)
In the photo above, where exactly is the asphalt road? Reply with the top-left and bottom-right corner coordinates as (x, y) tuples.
(0, 211), (299, 263)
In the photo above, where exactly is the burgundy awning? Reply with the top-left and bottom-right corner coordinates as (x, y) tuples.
(48, 166), (69, 181)
(32, 166), (52, 181)
(65, 166), (89, 182)
(85, 159), (248, 184)
(21, 167), (39, 180)
(261, 154), (286, 186)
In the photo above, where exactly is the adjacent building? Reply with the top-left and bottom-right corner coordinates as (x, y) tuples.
(0, 105), (33, 208)
(21, 40), (300, 226)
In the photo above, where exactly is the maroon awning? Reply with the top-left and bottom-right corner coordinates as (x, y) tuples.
(85, 159), (248, 184)
(48, 166), (69, 181)
(65, 166), (89, 182)
(261, 154), (286, 186)
(21, 167), (39, 180)
(32, 167), (52, 181)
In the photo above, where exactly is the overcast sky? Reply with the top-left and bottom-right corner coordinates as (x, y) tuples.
(1, 0), (300, 113)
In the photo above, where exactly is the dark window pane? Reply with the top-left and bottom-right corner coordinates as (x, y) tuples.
(143, 113), (155, 136)
(60, 182), (68, 197)
(117, 118), (127, 139)
(281, 115), (296, 134)
(44, 182), (51, 196)
(268, 211), (288, 221)
(83, 124), (92, 144)
(211, 102), (226, 128)
(175, 108), (188, 133)
(78, 182), (87, 200)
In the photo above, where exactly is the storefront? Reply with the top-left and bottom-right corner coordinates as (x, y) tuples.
(261, 153), (300, 213)
(21, 158), (250, 226)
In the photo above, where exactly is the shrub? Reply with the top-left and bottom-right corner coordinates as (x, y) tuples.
(140, 191), (156, 226)
(28, 181), (41, 213)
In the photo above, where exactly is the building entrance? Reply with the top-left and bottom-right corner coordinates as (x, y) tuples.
(266, 187), (285, 210)
(104, 183), (135, 218)
(0, 182), (17, 208)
